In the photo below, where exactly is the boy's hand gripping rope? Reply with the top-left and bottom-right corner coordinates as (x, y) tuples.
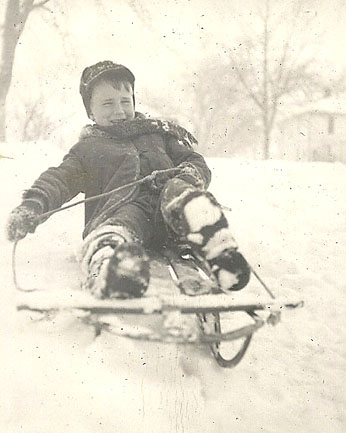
(36, 167), (182, 221)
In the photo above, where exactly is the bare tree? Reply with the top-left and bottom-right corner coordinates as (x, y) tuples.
(190, 54), (262, 157)
(14, 95), (56, 141)
(223, 0), (327, 159)
(0, 0), (51, 141)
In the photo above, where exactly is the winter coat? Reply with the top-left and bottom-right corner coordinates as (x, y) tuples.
(22, 120), (211, 238)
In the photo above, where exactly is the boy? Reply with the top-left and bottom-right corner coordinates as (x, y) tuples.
(6, 60), (250, 298)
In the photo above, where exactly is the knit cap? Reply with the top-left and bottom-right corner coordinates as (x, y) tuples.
(80, 60), (135, 117)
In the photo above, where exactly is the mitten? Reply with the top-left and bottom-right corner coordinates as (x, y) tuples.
(174, 162), (205, 189)
(6, 202), (42, 242)
(152, 163), (204, 191)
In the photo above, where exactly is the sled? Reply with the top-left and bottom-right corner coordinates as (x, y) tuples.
(16, 247), (303, 368)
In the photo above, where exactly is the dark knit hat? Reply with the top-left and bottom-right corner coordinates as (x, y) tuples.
(80, 60), (135, 117)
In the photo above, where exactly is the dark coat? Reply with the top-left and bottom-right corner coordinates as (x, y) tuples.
(22, 124), (211, 238)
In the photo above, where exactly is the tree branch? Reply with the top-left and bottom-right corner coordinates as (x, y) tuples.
(273, 2), (303, 89)
(230, 59), (264, 110)
(32, 0), (51, 9)
(222, 43), (264, 109)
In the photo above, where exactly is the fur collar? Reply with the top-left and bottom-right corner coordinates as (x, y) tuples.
(79, 113), (197, 149)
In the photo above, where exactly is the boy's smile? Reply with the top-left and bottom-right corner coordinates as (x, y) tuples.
(89, 81), (135, 126)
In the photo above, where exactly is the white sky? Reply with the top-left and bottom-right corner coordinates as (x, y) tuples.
(10, 0), (346, 79)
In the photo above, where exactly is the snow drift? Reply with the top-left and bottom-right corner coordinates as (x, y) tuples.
(1, 141), (346, 433)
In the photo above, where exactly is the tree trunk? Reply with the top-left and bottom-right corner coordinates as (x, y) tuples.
(0, 0), (35, 141)
(262, 0), (270, 159)
(263, 121), (270, 160)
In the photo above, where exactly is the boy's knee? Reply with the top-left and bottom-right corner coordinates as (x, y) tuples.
(160, 178), (197, 218)
(162, 177), (197, 199)
(160, 179), (223, 237)
(79, 224), (135, 273)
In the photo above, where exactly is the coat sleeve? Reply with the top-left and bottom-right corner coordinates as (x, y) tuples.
(165, 136), (212, 189)
(22, 148), (87, 213)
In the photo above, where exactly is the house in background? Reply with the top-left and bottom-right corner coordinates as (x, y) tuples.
(272, 94), (346, 163)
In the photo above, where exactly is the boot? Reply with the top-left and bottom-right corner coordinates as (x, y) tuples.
(81, 225), (150, 299)
(161, 179), (250, 293)
(104, 242), (150, 299)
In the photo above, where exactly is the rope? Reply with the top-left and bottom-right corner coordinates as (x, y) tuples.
(11, 167), (182, 292)
(37, 167), (181, 221)
(12, 241), (20, 290)
(12, 166), (276, 300)
(12, 241), (40, 292)
(250, 266), (276, 299)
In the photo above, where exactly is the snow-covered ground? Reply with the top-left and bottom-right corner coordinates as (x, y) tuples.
(1, 142), (346, 433)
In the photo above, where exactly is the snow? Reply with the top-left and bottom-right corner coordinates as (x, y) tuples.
(184, 194), (222, 232)
(203, 227), (238, 260)
(1, 142), (346, 433)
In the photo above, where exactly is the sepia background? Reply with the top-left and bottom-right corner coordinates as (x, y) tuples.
(1, 1), (346, 433)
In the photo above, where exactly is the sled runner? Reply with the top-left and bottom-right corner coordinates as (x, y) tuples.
(16, 247), (303, 369)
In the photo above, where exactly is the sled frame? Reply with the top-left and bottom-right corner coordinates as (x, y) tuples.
(15, 248), (303, 368)
(163, 249), (282, 368)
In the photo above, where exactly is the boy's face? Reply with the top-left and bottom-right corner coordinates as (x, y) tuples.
(89, 81), (135, 126)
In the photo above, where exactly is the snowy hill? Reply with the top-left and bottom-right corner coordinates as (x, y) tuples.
(1, 142), (346, 433)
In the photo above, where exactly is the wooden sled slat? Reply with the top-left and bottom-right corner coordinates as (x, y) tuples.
(14, 249), (304, 368)
(16, 292), (303, 315)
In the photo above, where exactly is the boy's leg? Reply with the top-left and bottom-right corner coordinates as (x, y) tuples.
(80, 203), (155, 298)
(160, 178), (251, 292)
